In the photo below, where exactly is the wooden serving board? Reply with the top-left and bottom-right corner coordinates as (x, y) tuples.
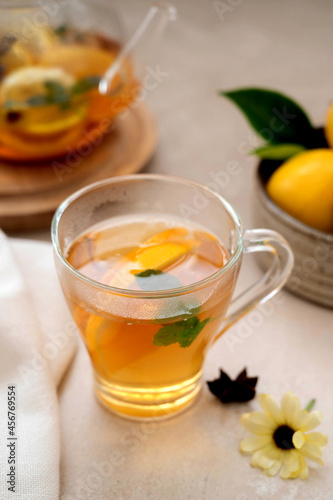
(0, 103), (157, 232)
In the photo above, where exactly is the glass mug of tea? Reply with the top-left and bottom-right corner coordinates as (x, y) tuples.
(0, 1), (175, 162)
(52, 175), (294, 419)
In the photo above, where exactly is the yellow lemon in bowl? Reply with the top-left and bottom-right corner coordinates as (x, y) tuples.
(267, 149), (333, 233)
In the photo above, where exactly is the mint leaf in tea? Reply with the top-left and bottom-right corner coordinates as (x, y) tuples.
(153, 316), (211, 348)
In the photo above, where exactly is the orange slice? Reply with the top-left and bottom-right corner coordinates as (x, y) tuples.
(0, 66), (74, 104)
(0, 66), (89, 159)
(98, 227), (199, 289)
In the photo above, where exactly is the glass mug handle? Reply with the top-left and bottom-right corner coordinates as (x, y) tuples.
(214, 229), (294, 341)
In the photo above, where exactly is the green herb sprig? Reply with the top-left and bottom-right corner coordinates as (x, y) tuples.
(134, 269), (211, 348)
(153, 316), (210, 348)
(5, 75), (101, 111)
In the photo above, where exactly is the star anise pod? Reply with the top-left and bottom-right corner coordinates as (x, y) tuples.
(207, 367), (258, 403)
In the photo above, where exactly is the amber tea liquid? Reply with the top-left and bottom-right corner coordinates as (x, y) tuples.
(66, 215), (233, 418)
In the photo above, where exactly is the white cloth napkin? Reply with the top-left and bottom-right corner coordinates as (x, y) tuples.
(0, 231), (77, 500)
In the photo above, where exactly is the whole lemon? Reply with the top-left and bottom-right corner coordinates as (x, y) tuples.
(267, 149), (333, 233)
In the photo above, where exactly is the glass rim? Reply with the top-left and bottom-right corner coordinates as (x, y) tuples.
(51, 174), (244, 298)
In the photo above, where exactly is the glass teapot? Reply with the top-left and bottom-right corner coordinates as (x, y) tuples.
(0, 0), (176, 162)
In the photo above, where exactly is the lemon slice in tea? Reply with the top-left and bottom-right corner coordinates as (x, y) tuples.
(0, 66), (88, 147)
(85, 228), (201, 355)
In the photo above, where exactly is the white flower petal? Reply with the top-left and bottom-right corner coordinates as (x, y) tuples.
(292, 430), (306, 449)
(240, 435), (272, 454)
(288, 450), (301, 472)
(258, 394), (284, 425)
(250, 444), (275, 468)
(292, 409), (322, 432)
(281, 392), (301, 426)
(299, 411), (323, 432)
(289, 451), (304, 479)
(280, 462), (292, 479)
(241, 412), (276, 435)
(266, 445), (282, 459)
(305, 432), (328, 447)
(258, 449), (279, 470)
(280, 450), (300, 479)
(300, 442), (324, 465)
(250, 449), (263, 468)
(264, 460), (282, 477)
(298, 453), (309, 480)
(291, 409), (309, 429)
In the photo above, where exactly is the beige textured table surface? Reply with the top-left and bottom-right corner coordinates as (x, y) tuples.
(11, 0), (333, 498)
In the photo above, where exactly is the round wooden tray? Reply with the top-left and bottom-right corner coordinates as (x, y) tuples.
(0, 103), (157, 232)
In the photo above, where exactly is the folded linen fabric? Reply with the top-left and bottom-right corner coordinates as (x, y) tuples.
(0, 232), (77, 500)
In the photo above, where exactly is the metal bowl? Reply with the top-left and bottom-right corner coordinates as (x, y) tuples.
(252, 160), (333, 308)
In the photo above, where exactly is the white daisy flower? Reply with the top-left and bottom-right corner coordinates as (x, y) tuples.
(240, 392), (328, 479)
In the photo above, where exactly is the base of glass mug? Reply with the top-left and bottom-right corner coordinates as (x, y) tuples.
(94, 371), (202, 420)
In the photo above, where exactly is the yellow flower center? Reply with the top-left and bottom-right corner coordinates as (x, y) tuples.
(273, 425), (295, 450)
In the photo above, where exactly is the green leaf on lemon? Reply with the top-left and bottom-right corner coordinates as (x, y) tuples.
(220, 88), (317, 147)
(252, 143), (305, 160)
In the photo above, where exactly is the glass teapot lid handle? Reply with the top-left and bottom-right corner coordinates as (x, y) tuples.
(99, 2), (177, 95)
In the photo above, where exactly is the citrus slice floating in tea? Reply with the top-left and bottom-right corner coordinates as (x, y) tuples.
(84, 227), (201, 357)
(0, 66), (88, 135)
(99, 227), (200, 289)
